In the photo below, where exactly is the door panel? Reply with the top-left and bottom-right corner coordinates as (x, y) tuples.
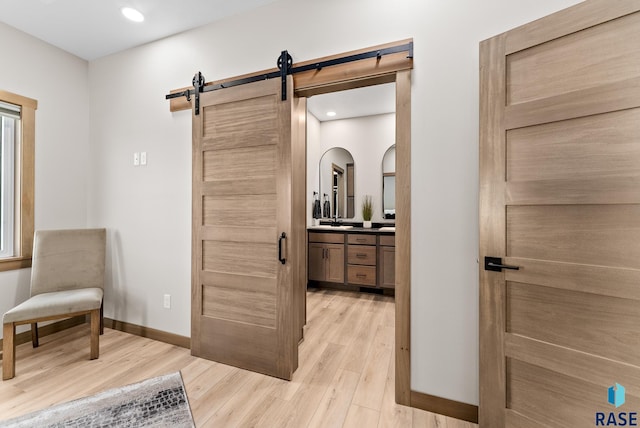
(192, 77), (302, 380)
(507, 359), (607, 428)
(507, 204), (640, 268)
(202, 241), (277, 277)
(507, 282), (640, 366)
(504, 258), (640, 301)
(202, 96), (278, 145)
(506, 12), (640, 105)
(203, 146), (276, 180)
(202, 283), (275, 328)
(506, 109), (640, 183)
(480, 2), (640, 426)
(203, 195), (277, 227)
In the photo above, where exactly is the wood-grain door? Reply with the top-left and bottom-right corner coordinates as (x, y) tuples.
(192, 76), (305, 380)
(480, 2), (640, 426)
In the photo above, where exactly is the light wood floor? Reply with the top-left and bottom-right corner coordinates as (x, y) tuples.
(0, 289), (477, 427)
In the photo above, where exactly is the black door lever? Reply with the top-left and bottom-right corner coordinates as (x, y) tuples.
(484, 256), (520, 272)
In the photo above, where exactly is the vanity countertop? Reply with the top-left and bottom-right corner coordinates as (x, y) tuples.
(307, 225), (395, 234)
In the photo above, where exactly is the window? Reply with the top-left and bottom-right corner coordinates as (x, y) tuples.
(1, 101), (18, 257)
(0, 90), (36, 271)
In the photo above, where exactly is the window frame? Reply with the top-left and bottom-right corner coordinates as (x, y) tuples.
(0, 90), (36, 272)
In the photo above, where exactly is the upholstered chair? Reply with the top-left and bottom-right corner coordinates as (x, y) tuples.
(2, 228), (106, 380)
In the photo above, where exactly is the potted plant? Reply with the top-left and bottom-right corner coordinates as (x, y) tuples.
(362, 195), (373, 228)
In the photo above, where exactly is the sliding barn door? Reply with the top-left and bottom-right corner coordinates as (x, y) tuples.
(480, 1), (640, 426)
(191, 77), (305, 380)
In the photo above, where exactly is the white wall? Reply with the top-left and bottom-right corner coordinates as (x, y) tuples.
(308, 113), (395, 223)
(87, 49), (192, 336)
(382, 146), (395, 174)
(86, 0), (585, 405)
(306, 113), (321, 225)
(0, 22), (90, 339)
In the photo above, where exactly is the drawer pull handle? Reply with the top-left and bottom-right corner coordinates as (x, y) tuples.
(356, 253), (367, 258)
(356, 274), (367, 278)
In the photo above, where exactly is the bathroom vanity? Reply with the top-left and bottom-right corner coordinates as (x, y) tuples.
(307, 226), (395, 292)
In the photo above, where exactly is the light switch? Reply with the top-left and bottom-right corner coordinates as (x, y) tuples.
(163, 294), (171, 309)
(133, 152), (140, 166)
(140, 152), (147, 166)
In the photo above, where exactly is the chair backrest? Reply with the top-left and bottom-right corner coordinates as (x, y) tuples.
(30, 228), (106, 296)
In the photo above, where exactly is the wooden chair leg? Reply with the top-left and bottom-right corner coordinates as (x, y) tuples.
(90, 309), (100, 360)
(2, 323), (16, 380)
(31, 323), (39, 348)
(100, 301), (104, 335)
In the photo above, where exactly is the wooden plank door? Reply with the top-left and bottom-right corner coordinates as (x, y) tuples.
(480, 1), (640, 426)
(192, 76), (305, 380)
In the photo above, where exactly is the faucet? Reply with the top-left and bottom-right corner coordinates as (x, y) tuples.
(332, 188), (340, 226)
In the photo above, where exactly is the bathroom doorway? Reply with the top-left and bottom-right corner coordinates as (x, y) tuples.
(301, 71), (411, 404)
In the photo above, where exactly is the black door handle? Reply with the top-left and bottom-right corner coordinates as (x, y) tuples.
(484, 256), (519, 272)
(278, 232), (286, 265)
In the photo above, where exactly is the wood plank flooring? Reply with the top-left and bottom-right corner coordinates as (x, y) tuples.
(0, 289), (477, 427)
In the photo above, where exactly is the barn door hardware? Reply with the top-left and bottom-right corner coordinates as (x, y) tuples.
(278, 232), (287, 265)
(278, 50), (293, 101)
(192, 71), (205, 116)
(165, 41), (414, 113)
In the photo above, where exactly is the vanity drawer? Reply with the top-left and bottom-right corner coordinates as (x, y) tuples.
(309, 232), (345, 244)
(348, 265), (377, 286)
(347, 234), (376, 245)
(380, 235), (395, 247)
(347, 245), (376, 265)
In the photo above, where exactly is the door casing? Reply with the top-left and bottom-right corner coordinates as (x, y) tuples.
(297, 68), (412, 404)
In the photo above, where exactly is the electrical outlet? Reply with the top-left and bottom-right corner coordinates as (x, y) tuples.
(133, 152), (140, 166)
(140, 152), (147, 166)
(163, 294), (171, 309)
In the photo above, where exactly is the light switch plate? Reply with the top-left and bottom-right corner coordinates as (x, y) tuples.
(140, 152), (147, 166)
(133, 152), (140, 166)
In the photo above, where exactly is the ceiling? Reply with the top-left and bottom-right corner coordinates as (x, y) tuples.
(0, 0), (278, 60)
(1, 0), (395, 119)
(307, 84), (396, 122)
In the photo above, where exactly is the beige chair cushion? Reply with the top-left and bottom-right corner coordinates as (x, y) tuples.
(3, 288), (103, 324)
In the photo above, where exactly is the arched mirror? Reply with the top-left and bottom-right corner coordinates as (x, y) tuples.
(319, 147), (355, 219)
(382, 145), (395, 219)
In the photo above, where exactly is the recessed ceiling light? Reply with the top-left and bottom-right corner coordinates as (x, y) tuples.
(122, 7), (144, 23)
(326, 111), (336, 117)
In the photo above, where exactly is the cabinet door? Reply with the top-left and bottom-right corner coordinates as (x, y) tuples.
(308, 243), (326, 281)
(325, 244), (345, 283)
(380, 246), (395, 289)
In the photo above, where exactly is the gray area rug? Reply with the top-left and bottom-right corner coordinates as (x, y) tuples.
(0, 372), (195, 427)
